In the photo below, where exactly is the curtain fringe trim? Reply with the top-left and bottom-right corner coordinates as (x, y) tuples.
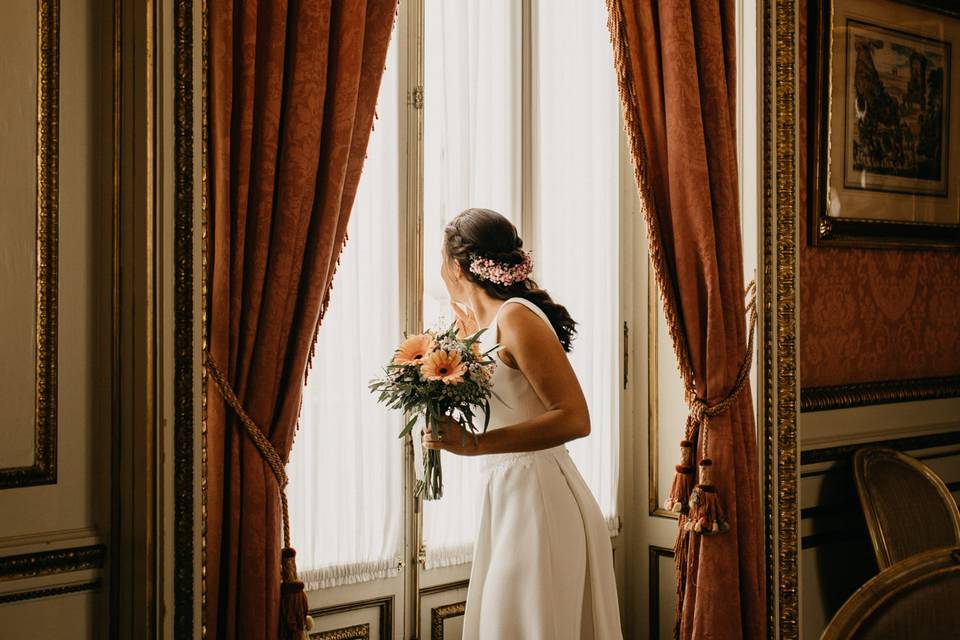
(300, 558), (402, 592)
(424, 543), (475, 571)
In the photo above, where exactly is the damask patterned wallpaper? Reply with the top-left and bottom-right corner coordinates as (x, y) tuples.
(799, 0), (960, 388)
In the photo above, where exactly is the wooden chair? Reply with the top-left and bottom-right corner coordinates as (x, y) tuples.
(852, 446), (960, 569)
(821, 546), (960, 639)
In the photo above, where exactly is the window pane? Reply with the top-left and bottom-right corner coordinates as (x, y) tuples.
(287, 35), (402, 590)
(532, 0), (621, 531)
(421, 0), (521, 568)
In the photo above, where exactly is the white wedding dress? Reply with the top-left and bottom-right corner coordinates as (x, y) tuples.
(461, 297), (623, 639)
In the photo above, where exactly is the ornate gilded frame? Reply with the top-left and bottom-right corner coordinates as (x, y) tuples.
(0, 0), (60, 490)
(0, 543), (105, 581)
(852, 446), (960, 569)
(763, 0), (801, 637)
(801, 375), (960, 411)
(173, 0), (198, 636)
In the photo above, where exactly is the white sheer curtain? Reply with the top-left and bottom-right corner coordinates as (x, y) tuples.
(421, 0), (521, 569)
(286, 36), (402, 591)
(532, 0), (621, 533)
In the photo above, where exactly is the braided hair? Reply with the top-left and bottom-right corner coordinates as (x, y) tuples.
(444, 208), (578, 352)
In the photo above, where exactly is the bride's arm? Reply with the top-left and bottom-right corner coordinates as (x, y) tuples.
(424, 303), (590, 456)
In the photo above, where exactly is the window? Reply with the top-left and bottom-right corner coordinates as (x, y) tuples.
(289, 0), (622, 590)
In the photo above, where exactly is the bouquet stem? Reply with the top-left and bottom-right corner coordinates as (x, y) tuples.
(415, 447), (443, 500)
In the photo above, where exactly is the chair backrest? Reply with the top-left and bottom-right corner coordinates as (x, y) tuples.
(821, 546), (960, 639)
(853, 446), (960, 569)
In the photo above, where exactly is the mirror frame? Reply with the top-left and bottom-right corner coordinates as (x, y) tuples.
(171, 0), (201, 637)
(761, 0), (802, 637)
(167, 0), (805, 637)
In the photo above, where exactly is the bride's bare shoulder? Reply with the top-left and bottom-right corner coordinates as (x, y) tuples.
(497, 302), (554, 343)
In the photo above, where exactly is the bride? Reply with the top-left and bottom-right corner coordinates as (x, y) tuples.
(421, 208), (624, 639)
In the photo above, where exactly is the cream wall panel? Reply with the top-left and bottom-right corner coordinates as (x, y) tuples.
(0, 0), (113, 634)
(0, 0), (44, 471)
(0, 0), (112, 538)
(0, 588), (107, 638)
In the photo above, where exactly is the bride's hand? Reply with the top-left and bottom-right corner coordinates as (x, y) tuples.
(422, 415), (483, 456)
(450, 301), (479, 337)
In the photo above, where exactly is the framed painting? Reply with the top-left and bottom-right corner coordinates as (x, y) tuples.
(810, 0), (960, 248)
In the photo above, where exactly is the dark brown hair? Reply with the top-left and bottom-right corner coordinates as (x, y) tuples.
(443, 208), (578, 352)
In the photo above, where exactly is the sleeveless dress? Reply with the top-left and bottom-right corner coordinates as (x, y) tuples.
(461, 297), (623, 639)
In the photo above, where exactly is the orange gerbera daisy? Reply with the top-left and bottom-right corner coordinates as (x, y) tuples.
(421, 350), (466, 384)
(393, 333), (435, 366)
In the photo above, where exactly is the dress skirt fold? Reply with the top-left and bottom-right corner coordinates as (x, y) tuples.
(461, 446), (622, 639)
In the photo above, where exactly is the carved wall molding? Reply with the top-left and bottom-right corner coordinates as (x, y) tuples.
(0, 544), (105, 582)
(309, 595), (394, 640)
(430, 602), (466, 640)
(310, 623), (370, 640)
(801, 377), (960, 412)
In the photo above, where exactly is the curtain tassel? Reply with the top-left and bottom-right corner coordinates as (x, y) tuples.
(280, 548), (313, 640)
(685, 458), (729, 535)
(664, 438), (696, 514)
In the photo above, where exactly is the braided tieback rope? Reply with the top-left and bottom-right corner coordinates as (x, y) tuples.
(205, 353), (314, 639)
(663, 280), (758, 536)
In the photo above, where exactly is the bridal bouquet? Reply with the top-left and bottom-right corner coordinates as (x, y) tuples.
(368, 322), (499, 500)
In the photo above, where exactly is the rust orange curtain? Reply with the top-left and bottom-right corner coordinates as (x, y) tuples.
(205, 1), (397, 638)
(606, 1), (765, 638)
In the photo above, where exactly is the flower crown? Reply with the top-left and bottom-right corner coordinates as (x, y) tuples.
(468, 250), (533, 286)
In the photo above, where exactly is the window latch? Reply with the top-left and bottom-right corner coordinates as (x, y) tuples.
(623, 321), (629, 389)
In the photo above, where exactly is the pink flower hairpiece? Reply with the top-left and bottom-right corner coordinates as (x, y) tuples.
(468, 250), (534, 286)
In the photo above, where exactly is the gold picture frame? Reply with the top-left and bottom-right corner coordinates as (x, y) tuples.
(809, 0), (960, 249)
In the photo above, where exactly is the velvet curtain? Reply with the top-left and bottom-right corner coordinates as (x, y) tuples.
(606, 1), (765, 638)
(205, 1), (397, 638)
